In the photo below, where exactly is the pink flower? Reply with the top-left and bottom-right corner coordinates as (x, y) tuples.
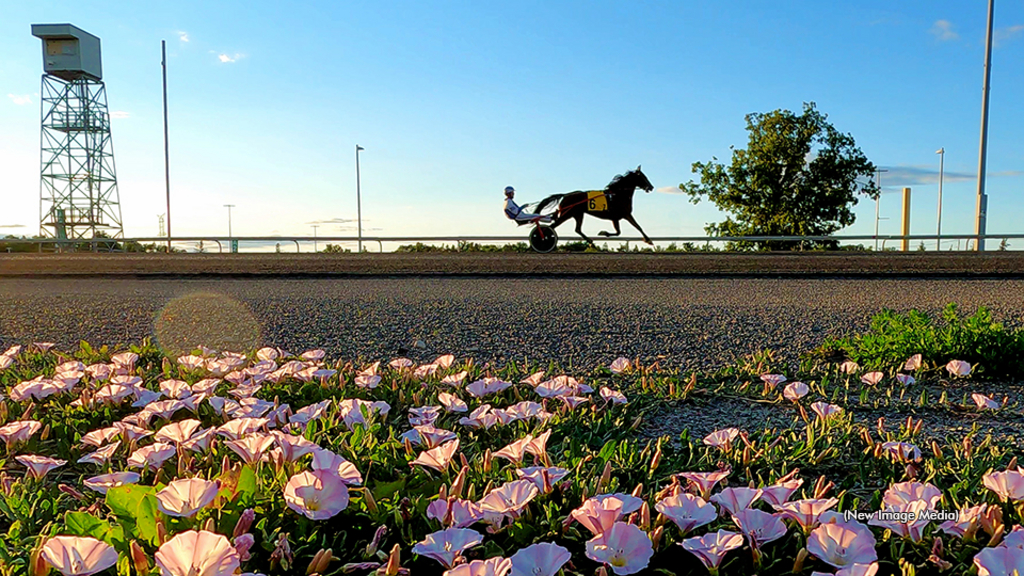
(408, 405), (443, 427)
(783, 381), (809, 401)
(710, 487), (763, 516)
(389, 357), (413, 370)
(903, 354), (922, 371)
(654, 493), (717, 534)
(181, 428), (216, 453)
(677, 469), (731, 499)
(127, 443), (176, 471)
(412, 528), (484, 569)
(283, 470), (350, 520)
(703, 428), (740, 451)
(515, 467), (569, 494)
(443, 557), (512, 576)
(807, 520), (878, 569)
(434, 354), (455, 368)
(0, 420), (42, 448)
(411, 439), (460, 472)
(972, 393), (1000, 410)
(983, 468), (1024, 502)
(427, 498), (484, 528)
(895, 374), (915, 386)
(81, 426), (120, 447)
(442, 371), (468, 387)
(225, 433), (276, 465)
(946, 360), (972, 377)
(154, 530), (240, 576)
(860, 372), (883, 386)
(16, 454), (66, 479)
(509, 542), (571, 576)
(40, 535), (118, 576)
(459, 405), (498, 429)
(519, 371), (545, 386)
(938, 503), (987, 537)
(811, 402), (843, 420)
(216, 418), (268, 440)
(83, 471), (140, 494)
(585, 522), (654, 575)
(882, 481), (942, 508)
(974, 544), (1024, 576)
(77, 442), (120, 466)
(476, 479), (539, 523)
(839, 360), (860, 374)
(466, 377), (512, 398)
(309, 448), (363, 485)
(493, 435), (535, 465)
(156, 478), (221, 517)
(680, 529), (744, 573)
(879, 442), (922, 463)
(760, 478), (804, 506)
(155, 419), (203, 445)
(599, 387), (627, 404)
(760, 374), (787, 388)
(609, 357), (631, 374)
(438, 392), (468, 413)
(338, 399), (390, 428)
(773, 498), (838, 530)
(868, 499), (931, 542)
(732, 508), (788, 548)
(571, 494), (644, 536)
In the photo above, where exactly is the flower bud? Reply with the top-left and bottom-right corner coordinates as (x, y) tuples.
(365, 525), (387, 558)
(598, 461), (612, 492)
(482, 449), (492, 473)
(40, 424), (50, 441)
(383, 544), (401, 576)
(792, 548), (809, 573)
(649, 445), (662, 474)
(29, 539), (49, 576)
(931, 440), (943, 460)
(342, 562), (381, 574)
(202, 518), (215, 532)
(58, 484), (86, 502)
(233, 509), (255, 538)
(235, 533), (255, 562)
(639, 502), (651, 530)
(364, 487), (379, 514)
(650, 525), (664, 550)
(130, 540), (150, 574)
(450, 466), (468, 500)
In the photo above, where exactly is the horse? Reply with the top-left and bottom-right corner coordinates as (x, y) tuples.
(534, 166), (654, 246)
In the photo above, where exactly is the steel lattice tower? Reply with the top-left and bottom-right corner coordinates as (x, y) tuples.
(33, 24), (123, 241)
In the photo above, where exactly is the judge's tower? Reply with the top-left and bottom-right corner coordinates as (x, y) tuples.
(32, 24), (123, 241)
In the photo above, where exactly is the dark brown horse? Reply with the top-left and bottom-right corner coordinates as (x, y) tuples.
(534, 166), (654, 245)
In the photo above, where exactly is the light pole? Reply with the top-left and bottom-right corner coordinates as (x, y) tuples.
(873, 168), (888, 250)
(162, 40), (172, 253)
(356, 145), (364, 253)
(224, 204), (235, 237)
(312, 224), (318, 253)
(975, 0), (995, 251)
(936, 148), (944, 250)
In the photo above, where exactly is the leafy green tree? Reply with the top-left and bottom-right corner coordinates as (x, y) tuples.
(680, 102), (878, 250)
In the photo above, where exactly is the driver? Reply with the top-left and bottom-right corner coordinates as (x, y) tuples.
(504, 186), (553, 224)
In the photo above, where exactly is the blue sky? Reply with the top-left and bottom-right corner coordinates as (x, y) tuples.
(2, 1), (1022, 249)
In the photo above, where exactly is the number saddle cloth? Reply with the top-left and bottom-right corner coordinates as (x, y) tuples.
(586, 191), (609, 212)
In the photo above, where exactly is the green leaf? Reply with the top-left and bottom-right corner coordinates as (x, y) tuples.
(598, 440), (617, 462)
(105, 484), (162, 546)
(236, 464), (257, 505)
(64, 511), (110, 540)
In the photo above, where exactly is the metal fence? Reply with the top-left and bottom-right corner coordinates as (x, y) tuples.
(3, 234), (1024, 253)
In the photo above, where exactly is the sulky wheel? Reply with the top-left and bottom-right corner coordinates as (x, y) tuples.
(529, 225), (558, 253)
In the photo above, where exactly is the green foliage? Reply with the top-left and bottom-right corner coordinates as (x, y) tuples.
(679, 102), (878, 251)
(810, 304), (1024, 379)
(321, 243), (351, 253)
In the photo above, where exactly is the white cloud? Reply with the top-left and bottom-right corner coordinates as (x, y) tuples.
(7, 94), (31, 105)
(656, 186), (683, 194)
(217, 53), (244, 63)
(110, 111), (130, 119)
(178, 31), (189, 43)
(0, 224), (26, 228)
(930, 20), (959, 41)
(995, 24), (1024, 47)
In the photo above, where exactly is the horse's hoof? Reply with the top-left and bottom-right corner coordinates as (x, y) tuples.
(598, 231), (610, 237)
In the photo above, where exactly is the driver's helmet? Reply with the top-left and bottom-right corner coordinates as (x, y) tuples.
(504, 186), (515, 196)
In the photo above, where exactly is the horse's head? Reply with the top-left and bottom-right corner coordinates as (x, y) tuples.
(632, 165), (654, 192)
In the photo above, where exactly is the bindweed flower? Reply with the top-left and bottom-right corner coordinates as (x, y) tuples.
(492, 435), (534, 465)
(516, 467), (569, 494)
(760, 477), (804, 506)
(309, 448), (363, 485)
(703, 428), (740, 451)
(946, 360), (972, 377)
(225, 433), (276, 465)
(0, 420), (42, 450)
(783, 381), (809, 401)
(760, 374), (787, 389)
(427, 497), (484, 528)
(233, 533), (255, 562)
(519, 371), (546, 387)
(883, 481), (942, 508)
(839, 360), (860, 374)
(466, 377), (512, 398)
(599, 387), (627, 404)
(284, 470), (350, 520)
(895, 374), (915, 386)
(412, 528), (484, 569)
(509, 542), (571, 576)
(338, 399), (390, 429)
(40, 535), (118, 576)
(83, 471), (140, 494)
(880, 442), (922, 463)
(127, 443), (176, 471)
(155, 530), (240, 576)
(154, 419), (203, 445)
(810, 402), (843, 421)
(972, 393), (1000, 410)
(585, 522), (654, 575)
(609, 357), (631, 374)
(442, 371), (469, 387)
(807, 519), (878, 569)
(270, 430), (318, 461)
(773, 498), (839, 531)
(983, 468), (1024, 502)
(411, 439), (459, 472)
(860, 372), (883, 386)
(974, 545), (1024, 576)
(904, 354), (922, 371)
(403, 425), (458, 449)
(654, 493), (717, 535)
(938, 503), (987, 538)
(680, 529), (744, 574)
(677, 469), (731, 500)
(571, 494), (644, 536)
(443, 556), (512, 576)
(476, 479), (539, 524)
(710, 487), (763, 516)
(869, 499), (931, 542)
(156, 478), (221, 517)
(732, 508), (788, 548)
(437, 392), (468, 413)
(408, 406), (443, 427)
(16, 454), (66, 480)
(77, 441), (120, 466)
(216, 418), (268, 441)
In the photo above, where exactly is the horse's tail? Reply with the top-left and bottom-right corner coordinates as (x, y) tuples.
(535, 193), (566, 213)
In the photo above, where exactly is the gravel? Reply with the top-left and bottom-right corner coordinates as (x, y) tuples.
(1, 277), (1024, 374)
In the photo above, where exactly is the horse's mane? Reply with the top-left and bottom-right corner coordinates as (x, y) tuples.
(605, 170), (636, 192)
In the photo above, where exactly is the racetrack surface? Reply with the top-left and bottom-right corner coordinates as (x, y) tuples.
(4, 252), (1024, 277)
(1, 276), (1022, 373)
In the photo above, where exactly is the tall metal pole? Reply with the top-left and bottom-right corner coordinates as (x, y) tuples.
(312, 224), (318, 253)
(356, 145), (364, 253)
(224, 204), (234, 237)
(975, 0), (995, 251)
(162, 40), (172, 253)
(936, 148), (944, 250)
(873, 168), (887, 250)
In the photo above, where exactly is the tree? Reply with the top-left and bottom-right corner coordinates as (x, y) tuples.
(680, 102), (878, 250)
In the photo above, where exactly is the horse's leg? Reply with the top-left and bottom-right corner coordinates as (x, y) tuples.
(623, 214), (653, 245)
(549, 206), (570, 229)
(598, 220), (622, 237)
(574, 213), (594, 245)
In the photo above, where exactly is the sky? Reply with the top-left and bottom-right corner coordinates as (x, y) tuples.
(1, 1), (1023, 251)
